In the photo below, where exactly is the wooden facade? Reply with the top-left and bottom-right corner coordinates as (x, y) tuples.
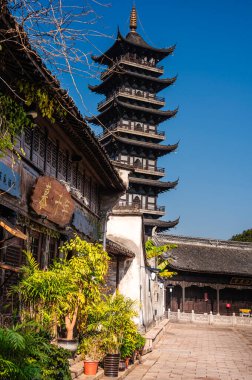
(87, 6), (179, 236)
(154, 235), (252, 315)
(0, 8), (126, 315)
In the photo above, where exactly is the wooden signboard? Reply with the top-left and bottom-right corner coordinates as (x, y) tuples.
(31, 176), (74, 227)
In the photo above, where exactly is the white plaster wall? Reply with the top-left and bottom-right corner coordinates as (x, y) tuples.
(107, 215), (143, 325)
(107, 214), (165, 329)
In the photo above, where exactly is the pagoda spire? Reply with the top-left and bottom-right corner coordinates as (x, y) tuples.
(130, 5), (137, 32)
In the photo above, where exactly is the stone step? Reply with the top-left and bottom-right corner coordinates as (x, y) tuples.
(70, 361), (84, 379)
(76, 368), (104, 380)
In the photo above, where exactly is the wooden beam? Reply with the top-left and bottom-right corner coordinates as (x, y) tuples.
(0, 262), (20, 272)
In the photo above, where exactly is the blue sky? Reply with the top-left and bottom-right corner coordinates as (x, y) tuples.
(70, 0), (252, 240)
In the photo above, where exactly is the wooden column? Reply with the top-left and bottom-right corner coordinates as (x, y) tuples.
(182, 281), (185, 312)
(216, 286), (220, 315)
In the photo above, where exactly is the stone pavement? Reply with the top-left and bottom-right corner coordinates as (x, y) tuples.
(123, 323), (252, 380)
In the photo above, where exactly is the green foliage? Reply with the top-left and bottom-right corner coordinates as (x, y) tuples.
(14, 236), (110, 339)
(78, 333), (105, 361)
(120, 322), (145, 359)
(145, 239), (177, 278)
(18, 81), (66, 123)
(134, 332), (146, 351)
(231, 229), (252, 242)
(86, 292), (138, 354)
(0, 93), (33, 155)
(0, 323), (71, 380)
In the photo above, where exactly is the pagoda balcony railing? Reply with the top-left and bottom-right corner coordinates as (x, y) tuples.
(115, 201), (165, 213)
(101, 54), (164, 79)
(97, 122), (165, 139)
(97, 87), (165, 110)
(133, 163), (165, 173)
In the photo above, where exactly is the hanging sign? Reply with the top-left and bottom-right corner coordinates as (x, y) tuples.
(30, 176), (74, 227)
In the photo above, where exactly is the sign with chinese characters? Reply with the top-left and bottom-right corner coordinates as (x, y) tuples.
(31, 176), (74, 227)
(0, 162), (21, 198)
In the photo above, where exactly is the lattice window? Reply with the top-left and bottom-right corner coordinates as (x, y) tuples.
(84, 176), (91, 206)
(24, 125), (32, 158)
(76, 170), (82, 192)
(46, 139), (57, 176)
(67, 161), (72, 184)
(58, 150), (67, 181)
(33, 127), (46, 170)
(48, 237), (58, 267)
(72, 165), (77, 188)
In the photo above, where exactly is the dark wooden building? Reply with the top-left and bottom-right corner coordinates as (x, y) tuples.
(154, 235), (252, 315)
(87, 6), (179, 236)
(0, 8), (127, 315)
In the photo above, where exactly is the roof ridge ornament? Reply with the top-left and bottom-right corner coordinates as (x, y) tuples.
(130, 5), (137, 32)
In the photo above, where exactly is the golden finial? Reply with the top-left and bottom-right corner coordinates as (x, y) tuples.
(130, 5), (137, 32)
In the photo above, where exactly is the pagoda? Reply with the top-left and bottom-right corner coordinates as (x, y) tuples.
(87, 6), (179, 235)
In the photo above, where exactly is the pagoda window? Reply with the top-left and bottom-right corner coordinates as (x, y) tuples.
(147, 196), (156, 210)
(120, 154), (128, 163)
(148, 125), (156, 132)
(134, 158), (142, 168)
(119, 193), (127, 206)
(135, 123), (143, 131)
(122, 119), (129, 126)
(149, 58), (155, 66)
(142, 195), (146, 209)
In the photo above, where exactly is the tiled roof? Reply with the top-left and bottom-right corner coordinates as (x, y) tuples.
(153, 234), (252, 276)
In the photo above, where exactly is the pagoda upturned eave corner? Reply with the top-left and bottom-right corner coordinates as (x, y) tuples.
(87, 5), (180, 235)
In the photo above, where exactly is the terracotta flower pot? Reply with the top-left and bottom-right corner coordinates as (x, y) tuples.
(84, 360), (99, 375)
(125, 357), (130, 369)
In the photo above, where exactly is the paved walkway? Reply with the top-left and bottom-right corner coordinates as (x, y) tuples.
(124, 323), (252, 380)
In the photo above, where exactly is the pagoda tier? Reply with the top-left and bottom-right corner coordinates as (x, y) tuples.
(92, 29), (175, 66)
(88, 69), (177, 95)
(86, 98), (178, 126)
(87, 6), (179, 235)
(101, 135), (179, 158)
(99, 120), (166, 142)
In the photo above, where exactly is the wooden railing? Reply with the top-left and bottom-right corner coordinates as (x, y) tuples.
(97, 122), (165, 139)
(101, 54), (164, 79)
(116, 201), (165, 213)
(97, 87), (165, 109)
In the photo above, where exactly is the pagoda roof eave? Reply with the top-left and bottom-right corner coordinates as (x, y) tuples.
(92, 28), (176, 65)
(86, 99), (178, 125)
(102, 135), (179, 156)
(144, 218), (180, 230)
(115, 98), (178, 117)
(88, 70), (177, 94)
(129, 177), (179, 190)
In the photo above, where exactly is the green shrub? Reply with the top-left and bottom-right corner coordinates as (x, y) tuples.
(0, 323), (71, 380)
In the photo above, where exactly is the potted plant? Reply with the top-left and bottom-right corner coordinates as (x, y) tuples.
(14, 236), (109, 352)
(120, 321), (138, 370)
(134, 332), (146, 359)
(87, 292), (138, 378)
(78, 333), (105, 375)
